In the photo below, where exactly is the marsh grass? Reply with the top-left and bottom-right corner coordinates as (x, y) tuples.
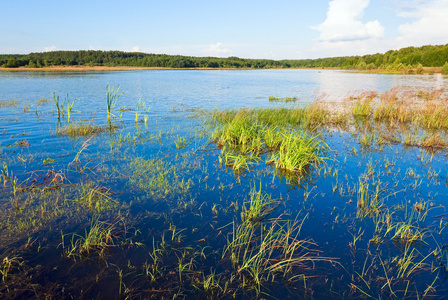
(61, 217), (128, 261)
(36, 98), (51, 105)
(0, 256), (24, 282)
(128, 157), (192, 201)
(212, 108), (328, 177)
(268, 95), (298, 103)
(1, 84), (448, 298)
(220, 150), (257, 173)
(106, 84), (125, 120)
(356, 179), (384, 219)
(0, 99), (19, 107)
(66, 94), (76, 124)
(135, 99), (151, 124)
(270, 130), (328, 174)
(241, 185), (280, 225)
(52, 92), (63, 119)
(56, 122), (114, 137)
(223, 213), (331, 297)
(74, 183), (118, 213)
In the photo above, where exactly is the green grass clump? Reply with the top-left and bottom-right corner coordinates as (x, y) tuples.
(61, 218), (128, 261)
(56, 123), (113, 137)
(270, 131), (328, 174)
(214, 109), (262, 151)
(220, 150), (257, 172)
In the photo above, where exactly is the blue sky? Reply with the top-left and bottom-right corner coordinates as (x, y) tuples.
(1, 0), (447, 59)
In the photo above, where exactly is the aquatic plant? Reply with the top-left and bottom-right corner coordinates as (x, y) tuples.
(0, 256), (24, 282)
(52, 92), (62, 119)
(135, 98), (151, 123)
(268, 95), (298, 103)
(174, 135), (189, 149)
(224, 213), (331, 297)
(106, 84), (124, 120)
(56, 122), (114, 137)
(74, 183), (118, 213)
(66, 93), (76, 124)
(241, 185), (280, 225)
(356, 179), (383, 218)
(270, 130), (327, 174)
(220, 150), (256, 172)
(0, 99), (19, 107)
(61, 218), (128, 261)
(128, 157), (192, 201)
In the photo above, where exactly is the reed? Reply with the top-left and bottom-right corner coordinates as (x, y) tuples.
(106, 84), (124, 120)
(134, 98), (151, 123)
(52, 92), (62, 119)
(66, 93), (76, 124)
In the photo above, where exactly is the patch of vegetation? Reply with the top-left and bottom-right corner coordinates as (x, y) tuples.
(0, 100), (19, 107)
(56, 123), (114, 137)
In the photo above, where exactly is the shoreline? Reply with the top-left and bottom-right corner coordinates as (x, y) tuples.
(0, 65), (444, 74)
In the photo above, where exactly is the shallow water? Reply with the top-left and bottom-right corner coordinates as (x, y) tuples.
(1, 70), (448, 299)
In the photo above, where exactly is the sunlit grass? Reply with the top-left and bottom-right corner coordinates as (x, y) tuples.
(56, 123), (115, 137)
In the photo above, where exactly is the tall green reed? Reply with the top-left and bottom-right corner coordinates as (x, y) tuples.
(106, 84), (124, 120)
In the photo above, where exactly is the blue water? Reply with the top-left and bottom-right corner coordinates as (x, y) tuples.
(1, 69), (448, 299)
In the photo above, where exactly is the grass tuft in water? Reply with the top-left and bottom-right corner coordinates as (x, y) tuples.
(270, 130), (328, 174)
(106, 84), (125, 120)
(56, 123), (115, 137)
(0, 99), (19, 107)
(61, 217), (129, 261)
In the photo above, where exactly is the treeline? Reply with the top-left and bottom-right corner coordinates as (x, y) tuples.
(0, 51), (288, 69)
(1, 44), (448, 73)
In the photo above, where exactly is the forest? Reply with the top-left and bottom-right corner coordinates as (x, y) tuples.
(1, 43), (448, 73)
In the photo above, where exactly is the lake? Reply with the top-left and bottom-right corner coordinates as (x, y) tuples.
(1, 69), (448, 299)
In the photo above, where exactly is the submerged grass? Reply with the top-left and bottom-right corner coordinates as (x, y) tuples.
(1, 84), (448, 298)
(0, 99), (19, 107)
(61, 217), (129, 261)
(224, 211), (331, 297)
(127, 157), (192, 201)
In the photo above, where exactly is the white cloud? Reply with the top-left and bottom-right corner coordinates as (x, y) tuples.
(44, 45), (60, 52)
(312, 0), (384, 42)
(203, 42), (232, 57)
(396, 0), (448, 46)
(132, 46), (140, 52)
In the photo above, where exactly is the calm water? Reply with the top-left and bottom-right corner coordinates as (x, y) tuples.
(1, 70), (448, 299)
(1, 69), (447, 112)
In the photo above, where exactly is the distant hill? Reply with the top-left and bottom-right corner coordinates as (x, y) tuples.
(1, 44), (448, 73)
